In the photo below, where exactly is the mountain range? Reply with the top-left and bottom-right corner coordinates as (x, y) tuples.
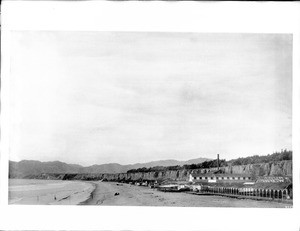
(9, 157), (210, 178)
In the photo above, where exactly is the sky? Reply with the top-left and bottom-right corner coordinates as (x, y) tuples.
(9, 32), (292, 166)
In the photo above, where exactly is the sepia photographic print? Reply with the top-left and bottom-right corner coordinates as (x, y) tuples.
(7, 32), (293, 208)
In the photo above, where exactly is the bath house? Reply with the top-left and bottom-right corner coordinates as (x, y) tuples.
(189, 173), (252, 183)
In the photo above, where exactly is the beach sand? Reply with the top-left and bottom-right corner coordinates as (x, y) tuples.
(84, 181), (289, 208)
(9, 179), (95, 205)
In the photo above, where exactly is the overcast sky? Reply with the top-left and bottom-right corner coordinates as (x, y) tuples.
(9, 32), (292, 166)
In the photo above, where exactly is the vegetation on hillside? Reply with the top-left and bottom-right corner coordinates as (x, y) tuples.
(127, 159), (226, 173)
(228, 149), (292, 166)
(127, 150), (292, 173)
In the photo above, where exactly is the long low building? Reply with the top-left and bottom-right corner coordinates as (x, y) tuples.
(189, 173), (252, 183)
(189, 176), (292, 200)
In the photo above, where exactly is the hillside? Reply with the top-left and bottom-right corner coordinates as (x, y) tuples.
(9, 157), (210, 178)
(19, 160), (293, 182)
(9, 150), (292, 179)
(9, 160), (83, 178)
(127, 150), (292, 173)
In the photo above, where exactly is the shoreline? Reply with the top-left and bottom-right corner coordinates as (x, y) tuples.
(9, 179), (96, 205)
(9, 179), (292, 207)
(78, 182), (97, 205)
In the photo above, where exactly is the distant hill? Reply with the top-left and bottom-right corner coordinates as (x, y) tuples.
(9, 157), (210, 178)
(124, 157), (210, 171)
(9, 160), (83, 178)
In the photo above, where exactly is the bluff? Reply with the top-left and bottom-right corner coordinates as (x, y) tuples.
(9, 157), (210, 178)
(20, 160), (292, 182)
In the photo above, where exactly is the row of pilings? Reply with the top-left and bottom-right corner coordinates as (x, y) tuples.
(200, 186), (292, 200)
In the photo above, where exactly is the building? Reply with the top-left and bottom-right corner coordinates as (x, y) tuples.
(189, 173), (252, 183)
(158, 184), (181, 192)
(256, 176), (291, 183)
(189, 174), (292, 200)
(158, 182), (191, 192)
(191, 184), (202, 192)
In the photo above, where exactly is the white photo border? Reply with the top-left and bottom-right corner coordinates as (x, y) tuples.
(1, 1), (300, 231)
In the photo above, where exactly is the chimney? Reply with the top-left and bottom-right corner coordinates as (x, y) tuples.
(217, 154), (219, 170)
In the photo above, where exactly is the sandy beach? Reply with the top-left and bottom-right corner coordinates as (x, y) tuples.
(9, 179), (95, 205)
(84, 181), (289, 208)
(8, 179), (291, 207)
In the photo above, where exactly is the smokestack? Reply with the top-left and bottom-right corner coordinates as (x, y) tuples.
(217, 154), (219, 170)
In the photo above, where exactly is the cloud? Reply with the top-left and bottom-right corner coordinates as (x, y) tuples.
(9, 32), (292, 165)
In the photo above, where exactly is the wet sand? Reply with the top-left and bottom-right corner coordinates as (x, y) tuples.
(84, 181), (289, 208)
(9, 179), (95, 205)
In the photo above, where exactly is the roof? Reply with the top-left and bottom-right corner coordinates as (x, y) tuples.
(192, 181), (291, 190)
(159, 178), (176, 184)
(160, 180), (190, 185)
(193, 182), (246, 188)
(244, 182), (292, 190)
(191, 173), (251, 178)
(256, 176), (292, 183)
(159, 184), (179, 188)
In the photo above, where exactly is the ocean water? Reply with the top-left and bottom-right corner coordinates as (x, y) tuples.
(9, 179), (95, 205)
